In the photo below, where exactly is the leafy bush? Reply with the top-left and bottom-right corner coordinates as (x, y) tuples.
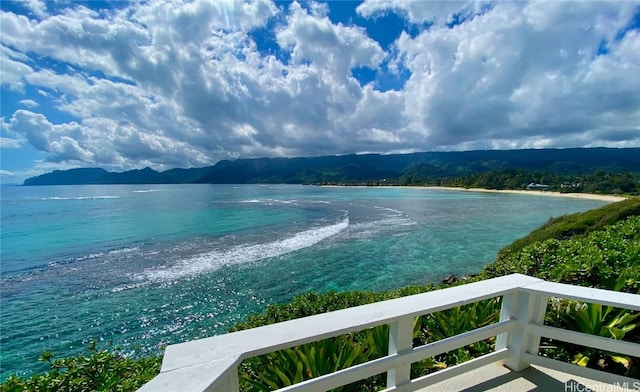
(0, 341), (161, 392)
(239, 328), (395, 392)
(230, 285), (437, 332)
(496, 197), (640, 259)
(543, 298), (640, 377)
(484, 215), (640, 291)
(483, 210), (640, 378)
(237, 298), (501, 391)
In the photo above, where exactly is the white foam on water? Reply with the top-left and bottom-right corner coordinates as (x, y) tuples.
(38, 196), (121, 201)
(111, 282), (150, 292)
(138, 218), (349, 282)
(238, 199), (298, 205)
(75, 252), (106, 261)
(345, 216), (416, 240)
(132, 189), (162, 193)
(373, 205), (404, 214)
(108, 246), (140, 256)
(344, 205), (417, 240)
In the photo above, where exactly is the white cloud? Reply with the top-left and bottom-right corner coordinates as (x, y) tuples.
(24, 0), (47, 19)
(19, 99), (39, 108)
(0, 137), (23, 149)
(1, 0), (639, 177)
(278, 2), (384, 72)
(357, 0), (490, 26)
(392, 1), (640, 150)
(0, 46), (33, 92)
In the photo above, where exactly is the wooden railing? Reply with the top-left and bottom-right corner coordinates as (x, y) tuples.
(138, 274), (640, 391)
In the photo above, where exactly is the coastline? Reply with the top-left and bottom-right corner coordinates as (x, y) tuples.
(421, 186), (627, 202)
(320, 184), (627, 202)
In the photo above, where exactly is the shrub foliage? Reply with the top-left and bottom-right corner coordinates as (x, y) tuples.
(1, 341), (161, 392)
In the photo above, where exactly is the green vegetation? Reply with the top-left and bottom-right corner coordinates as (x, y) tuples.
(396, 168), (640, 195)
(0, 341), (161, 392)
(333, 168), (640, 197)
(545, 298), (639, 374)
(236, 298), (500, 392)
(23, 148), (640, 188)
(484, 216), (640, 291)
(3, 197), (639, 391)
(495, 198), (640, 258)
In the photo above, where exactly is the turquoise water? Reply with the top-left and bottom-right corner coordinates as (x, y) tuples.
(0, 184), (608, 378)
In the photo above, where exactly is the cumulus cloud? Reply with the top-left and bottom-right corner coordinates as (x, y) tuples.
(393, 1), (640, 150)
(3, 110), (93, 162)
(1, 0), (638, 178)
(0, 46), (33, 92)
(19, 99), (39, 108)
(23, 0), (47, 19)
(357, 0), (490, 26)
(0, 137), (23, 149)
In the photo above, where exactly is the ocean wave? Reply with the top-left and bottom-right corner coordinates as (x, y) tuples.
(108, 246), (140, 256)
(72, 252), (105, 262)
(238, 199), (298, 205)
(132, 189), (161, 193)
(138, 218), (349, 282)
(238, 199), (262, 203)
(344, 216), (417, 240)
(373, 205), (404, 215)
(37, 196), (121, 201)
(111, 282), (149, 292)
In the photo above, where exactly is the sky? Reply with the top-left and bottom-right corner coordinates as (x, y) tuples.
(1, 0), (640, 183)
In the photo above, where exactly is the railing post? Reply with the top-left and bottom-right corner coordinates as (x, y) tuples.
(387, 315), (414, 388)
(497, 290), (547, 372)
(209, 367), (239, 392)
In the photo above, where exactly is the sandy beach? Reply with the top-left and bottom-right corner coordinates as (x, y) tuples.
(409, 186), (628, 202)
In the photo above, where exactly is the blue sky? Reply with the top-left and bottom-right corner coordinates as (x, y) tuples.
(1, 0), (640, 183)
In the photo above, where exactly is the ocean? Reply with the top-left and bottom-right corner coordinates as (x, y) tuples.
(0, 184), (609, 379)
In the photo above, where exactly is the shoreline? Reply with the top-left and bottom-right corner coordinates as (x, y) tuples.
(420, 186), (628, 202)
(320, 184), (627, 202)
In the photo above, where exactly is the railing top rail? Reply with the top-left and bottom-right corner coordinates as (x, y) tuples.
(159, 274), (541, 375)
(138, 357), (236, 392)
(522, 280), (640, 311)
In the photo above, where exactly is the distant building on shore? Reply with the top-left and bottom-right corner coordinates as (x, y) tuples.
(526, 183), (551, 190)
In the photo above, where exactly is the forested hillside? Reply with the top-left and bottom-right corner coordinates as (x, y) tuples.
(23, 147), (640, 187)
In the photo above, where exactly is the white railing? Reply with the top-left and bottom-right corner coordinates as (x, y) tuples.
(138, 274), (640, 392)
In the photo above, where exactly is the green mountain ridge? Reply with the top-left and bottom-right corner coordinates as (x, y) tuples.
(23, 147), (640, 186)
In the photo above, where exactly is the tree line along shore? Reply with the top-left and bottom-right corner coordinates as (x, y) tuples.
(319, 168), (639, 196)
(2, 198), (639, 391)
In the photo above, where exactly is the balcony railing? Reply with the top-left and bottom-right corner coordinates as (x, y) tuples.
(138, 274), (640, 392)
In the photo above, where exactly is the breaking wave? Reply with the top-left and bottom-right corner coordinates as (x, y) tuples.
(138, 218), (349, 282)
(38, 196), (121, 201)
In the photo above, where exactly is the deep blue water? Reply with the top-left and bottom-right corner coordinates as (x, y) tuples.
(0, 184), (608, 378)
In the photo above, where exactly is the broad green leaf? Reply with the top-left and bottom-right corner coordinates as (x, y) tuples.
(605, 326), (625, 340)
(609, 355), (631, 369)
(273, 367), (292, 386)
(572, 353), (590, 367)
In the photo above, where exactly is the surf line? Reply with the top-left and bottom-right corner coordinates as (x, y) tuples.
(139, 217), (350, 282)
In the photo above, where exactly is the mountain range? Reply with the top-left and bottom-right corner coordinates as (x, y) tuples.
(23, 147), (640, 186)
